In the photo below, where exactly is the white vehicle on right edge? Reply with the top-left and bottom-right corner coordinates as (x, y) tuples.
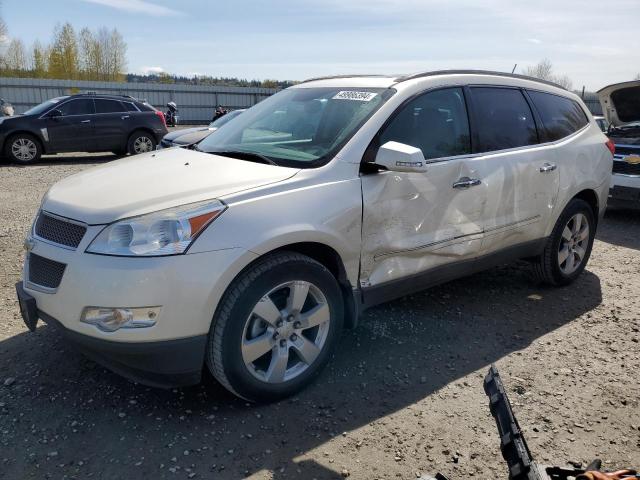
(598, 80), (640, 208)
(17, 71), (613, 402)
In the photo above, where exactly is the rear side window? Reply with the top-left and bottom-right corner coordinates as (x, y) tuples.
(123, 102), (139, 112)
(58, 99), (95, 116)
(95, 99), (126, 113)
(527, 91), (589, 141)
(379, 87), (471, 160)
(470, 87), (538, 153)
(136, 102), (155, 112)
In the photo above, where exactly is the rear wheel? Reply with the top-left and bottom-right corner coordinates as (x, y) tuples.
(532, 198), (595, 286)
(206, 252), (344, 402)
(5, 134), (41, 164)
(127, 131), (156, 155)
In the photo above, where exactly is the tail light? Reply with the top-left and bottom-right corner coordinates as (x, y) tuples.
(155, 110), (167, 127)
(605, 138), (615, 156)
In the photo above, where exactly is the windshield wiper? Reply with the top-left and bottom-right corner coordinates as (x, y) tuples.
(204, 149), (278, 166)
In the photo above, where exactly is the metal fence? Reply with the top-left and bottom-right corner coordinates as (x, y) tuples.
(0, 77), (278, 124)
(577, 91), (603, 116)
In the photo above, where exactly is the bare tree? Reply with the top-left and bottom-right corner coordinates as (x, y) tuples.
(4, 38), (27, 74)
(635, 73), (640, 81)
(522, 58), (573, 90)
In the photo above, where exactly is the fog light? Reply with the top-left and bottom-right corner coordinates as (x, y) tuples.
(80, 307), (160, 332)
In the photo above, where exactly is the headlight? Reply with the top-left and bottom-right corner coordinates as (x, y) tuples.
(86, 199), (226, 256)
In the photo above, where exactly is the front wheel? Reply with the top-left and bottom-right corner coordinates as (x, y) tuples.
(206, 252), (344, 402)
(532, 198), (595, 286)
(5, 134), (42, 164)
(127, 131), (156, 155)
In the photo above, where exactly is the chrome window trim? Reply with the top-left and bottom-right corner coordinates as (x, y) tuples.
(37, 98), (135, 119)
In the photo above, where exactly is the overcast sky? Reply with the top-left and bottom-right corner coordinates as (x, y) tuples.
(5, 0), (640, 90)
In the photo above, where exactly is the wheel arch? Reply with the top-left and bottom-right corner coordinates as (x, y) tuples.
(225, 241), (360, 330)
(126, 127), (157, 150)
(4, 130), (46, 154)
(572, 188), (600, 226)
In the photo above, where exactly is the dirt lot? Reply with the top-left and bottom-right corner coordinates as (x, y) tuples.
(1, 152), (639, 480)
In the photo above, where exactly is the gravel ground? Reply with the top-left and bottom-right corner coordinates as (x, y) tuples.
(1, 152), (639, 480)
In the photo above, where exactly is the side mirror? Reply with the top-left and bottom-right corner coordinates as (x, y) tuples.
(374, 141), (427, 173)
(48, 109), (63, 118)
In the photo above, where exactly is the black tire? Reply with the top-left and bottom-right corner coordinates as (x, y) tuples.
(532, 198), (596, 286)
(206, 251), (344, 402)
(4, 133), (42, 164)
(126, 130), (156, 155)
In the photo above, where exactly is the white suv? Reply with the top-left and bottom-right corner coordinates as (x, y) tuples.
(16, 71), (612, 401)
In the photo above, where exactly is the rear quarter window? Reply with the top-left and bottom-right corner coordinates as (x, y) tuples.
(527, 90), (589, 142)
(469, 87), (538, 153)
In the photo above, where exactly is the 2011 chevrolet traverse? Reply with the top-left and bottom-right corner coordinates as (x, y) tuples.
(16, 71), (612, 401)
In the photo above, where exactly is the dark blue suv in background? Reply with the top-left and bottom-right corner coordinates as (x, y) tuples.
(0, 93), (168, 164)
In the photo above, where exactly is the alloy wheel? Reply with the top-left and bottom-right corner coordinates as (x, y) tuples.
(241, 280), (331, 383)
(558, 212), (589, 275)
(12, 138), (37, 161)
(133, 136), (153, 153)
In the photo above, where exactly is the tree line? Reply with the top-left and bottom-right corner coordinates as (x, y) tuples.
(0, 22), (127, 82)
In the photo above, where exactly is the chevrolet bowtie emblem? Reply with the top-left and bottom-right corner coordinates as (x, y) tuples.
(625, 155), (640, 165)
(23, 236), (35, 252)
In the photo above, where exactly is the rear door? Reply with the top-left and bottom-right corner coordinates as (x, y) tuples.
(45, 98), (95, 152)
(92, 99), (129, 151)
(360, 87), (485, 298)
(466, 86), (559, 255)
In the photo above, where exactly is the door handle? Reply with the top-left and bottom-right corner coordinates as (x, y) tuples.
(121, 115), (130, 120)
(80, 119), (91, 123)
(452, 177), (481, 189)
(539, 163), (557, 173)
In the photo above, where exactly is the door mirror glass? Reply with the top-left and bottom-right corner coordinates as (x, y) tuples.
(48, 109), (63, 118)
(374, 141), (427, 173)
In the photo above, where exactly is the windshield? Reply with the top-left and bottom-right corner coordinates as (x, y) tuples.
(208, 109), (244, 128)
(198, 87), (393, 167)
(23, 97), (68, 116)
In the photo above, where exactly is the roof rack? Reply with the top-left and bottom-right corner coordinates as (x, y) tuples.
(299, 74), (396, 84)
(393, 69), (567, 90)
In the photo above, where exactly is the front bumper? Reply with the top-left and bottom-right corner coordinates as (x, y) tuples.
(609, 173), (640, 207)
(16, 282), (206, 388)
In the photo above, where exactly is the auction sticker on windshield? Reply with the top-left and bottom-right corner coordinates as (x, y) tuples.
(332, 91), (378, 101)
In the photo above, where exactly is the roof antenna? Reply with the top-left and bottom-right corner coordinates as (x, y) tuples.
(511, 64), (517, 74)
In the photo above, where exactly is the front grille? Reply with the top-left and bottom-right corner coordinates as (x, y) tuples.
(28, 253), (66, 289)
(35, 212), (86, 249)
(614, 145), (640, 156)
(612, 160), (640, 176)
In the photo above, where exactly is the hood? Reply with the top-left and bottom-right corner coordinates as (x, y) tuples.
(162, 126), (212, 143)
(597, 80), (640, 127)
(169, 128), (216, 145)
(42, 148), (300, 224)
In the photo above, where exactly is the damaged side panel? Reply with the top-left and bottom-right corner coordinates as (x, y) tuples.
(360, 158), (486, 287)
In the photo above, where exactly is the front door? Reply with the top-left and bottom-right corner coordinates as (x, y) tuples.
(45, 98), (95, 152)
(360, 87), (486, 303)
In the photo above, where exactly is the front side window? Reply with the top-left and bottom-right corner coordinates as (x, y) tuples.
(24, 97), (68, 116)
(58, 99), (95, 116)
(470, 87), (538, 152)
(379, 87), (471, 160)
(527, 90), (589, 141)
(197, 87), (394, 167)
(95, 99), (126, 113)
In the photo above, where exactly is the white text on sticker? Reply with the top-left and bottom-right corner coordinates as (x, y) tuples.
(332, 91), (378, 101)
